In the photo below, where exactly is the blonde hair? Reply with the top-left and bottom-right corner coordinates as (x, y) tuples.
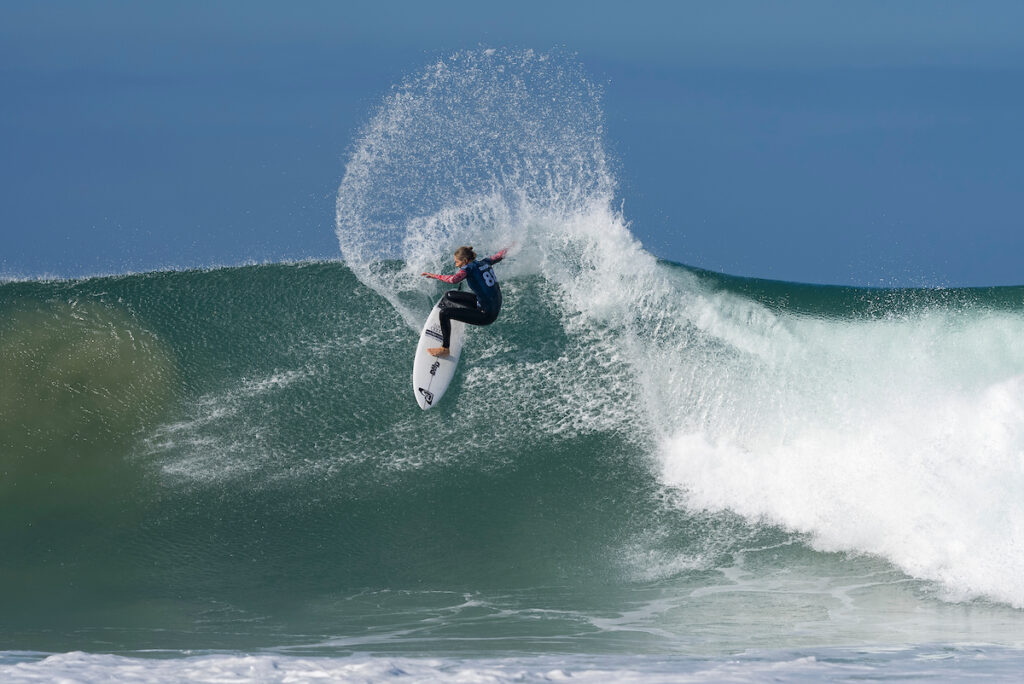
(454, 246), (476, 263)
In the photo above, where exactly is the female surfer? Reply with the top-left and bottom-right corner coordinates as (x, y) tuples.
(421, 245), (510, 357)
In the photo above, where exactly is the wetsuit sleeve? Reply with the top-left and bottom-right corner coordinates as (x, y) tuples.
(485, 248), (509, 265)
(430, 268), (468, 284)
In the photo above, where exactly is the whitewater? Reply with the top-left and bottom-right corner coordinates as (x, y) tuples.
(4, 49), (1024, 681)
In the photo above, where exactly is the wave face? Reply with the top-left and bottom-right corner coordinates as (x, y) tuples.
(4, 50), (1024, 655)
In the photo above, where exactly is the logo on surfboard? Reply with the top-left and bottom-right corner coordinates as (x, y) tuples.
(418, 387), (434, 405)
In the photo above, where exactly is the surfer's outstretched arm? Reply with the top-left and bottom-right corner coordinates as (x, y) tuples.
(421, 269), (468, 284)
(486, 247), (509, 264)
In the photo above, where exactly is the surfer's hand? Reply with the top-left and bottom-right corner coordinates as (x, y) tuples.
(421, 272), (434, 279)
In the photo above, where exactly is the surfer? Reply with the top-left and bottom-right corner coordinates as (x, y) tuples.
(421, 245), (509, 357)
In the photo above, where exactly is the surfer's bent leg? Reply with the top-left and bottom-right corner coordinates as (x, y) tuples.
(438, 291), (498, 347)
(440, 290), (478, 309)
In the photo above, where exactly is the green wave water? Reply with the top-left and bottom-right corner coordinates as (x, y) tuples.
(3, 261), (1024, 658)
(0, 262), (678, 649)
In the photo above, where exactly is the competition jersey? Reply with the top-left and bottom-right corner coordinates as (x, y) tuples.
(429, 249), (507, 313)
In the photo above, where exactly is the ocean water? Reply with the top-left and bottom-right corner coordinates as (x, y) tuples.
(4, 49), (1024, 681)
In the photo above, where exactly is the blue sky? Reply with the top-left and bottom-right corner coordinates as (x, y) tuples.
(3, 1), (1024, 285)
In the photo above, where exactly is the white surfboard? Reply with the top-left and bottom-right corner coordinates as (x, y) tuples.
(412, 298), (466, 409)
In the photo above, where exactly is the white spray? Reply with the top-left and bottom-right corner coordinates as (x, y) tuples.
(335, 48), (1024, 607)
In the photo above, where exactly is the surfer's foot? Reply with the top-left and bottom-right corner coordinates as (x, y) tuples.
(427, 346), (450, 357)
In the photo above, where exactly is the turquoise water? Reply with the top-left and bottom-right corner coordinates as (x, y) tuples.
(4, 48), (1024, 681)
(4, 262), (1024, 681)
